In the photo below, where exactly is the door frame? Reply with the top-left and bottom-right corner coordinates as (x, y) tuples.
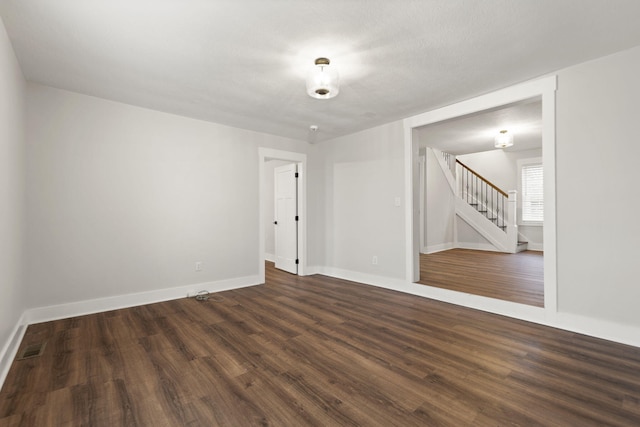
(403, 75), (558, 316)
(258, 148), (307, 283)
(418, 152), (426, 253)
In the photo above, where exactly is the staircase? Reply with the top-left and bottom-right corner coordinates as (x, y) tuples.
(432, 148), (527, 253)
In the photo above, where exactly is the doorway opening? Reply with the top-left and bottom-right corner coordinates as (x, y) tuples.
(258, 148), (307, 283)
(415, 97), (544, 307)
(404, 76), (557, 317)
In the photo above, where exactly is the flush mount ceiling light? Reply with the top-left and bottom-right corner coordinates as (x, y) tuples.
(494, 129), (514, 148)
(306, 57), (339, 99)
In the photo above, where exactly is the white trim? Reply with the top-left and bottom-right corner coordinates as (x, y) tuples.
(540, 83), (558, 314)
(526, 243), (544, 251)
(0, 274), (261, 390)
(425, 243), (455, 254)
(404, 126), (420, 281)
(258, 148), (308, 282)
(404, 75), (558, 320)
(320, 267), (408, 289)
(264, 252), (275, 263)
(404, 77), (556, 130)
(519, 222), (543, 227)
(418, 154), (426, 252)
(554, 312), (640, 349)
(455, 242), (499, 252)
(318, 269), (640, 348)
(320, 268), (546, 323)
(303, 266), (323, 275)
(3, 264), (639, 393)
(24, 275), (261, 325)
(0, 314), (28, 389)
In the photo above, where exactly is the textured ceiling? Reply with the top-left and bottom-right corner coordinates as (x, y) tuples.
(417, 98), (542, 155)
(2, 0), (640, 142)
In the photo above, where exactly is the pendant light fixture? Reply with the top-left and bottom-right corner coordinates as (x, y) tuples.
(494, 129), (514, 148)
(306, 57), (339, 99)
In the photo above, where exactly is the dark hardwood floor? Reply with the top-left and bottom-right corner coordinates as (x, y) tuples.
(2, 262), (640, 426)
(418, 249), (544, 307)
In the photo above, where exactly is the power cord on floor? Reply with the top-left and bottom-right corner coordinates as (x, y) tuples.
(195, 290), (209, 301)
(193, 290), (224, 302)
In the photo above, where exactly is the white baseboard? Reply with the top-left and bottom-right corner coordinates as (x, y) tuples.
(456, 242), (500, 252)
(0, 313), (28, 390)
(1, 275), (262, 391)
(424, 243), (455, 254)
(552, 312), (640, 348)
(319, 267), (409, 290)
(25, 275), (262, 325)
(526, 243), (543, 251)
(320, 267), (546, 320)
(457, 241), (543, 252)
(303, 266), (323, 275)
(318, 267), (640, 349)
(265, 253), (275, 263)
(4, 267), (640, 394)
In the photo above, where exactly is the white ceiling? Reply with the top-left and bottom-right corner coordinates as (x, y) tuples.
(416, 98), (542, 155)
(2, 0), (640, 143)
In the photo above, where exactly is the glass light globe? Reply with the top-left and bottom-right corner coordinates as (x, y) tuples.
(306, 58), (339, 100)
(494, 130), (514, 148)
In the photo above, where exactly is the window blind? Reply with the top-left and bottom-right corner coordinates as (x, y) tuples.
(522, 164), (543, 222)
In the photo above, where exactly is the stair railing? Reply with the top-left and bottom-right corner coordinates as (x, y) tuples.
(440, 151), (456, 174)
(456, 159), (508, 231)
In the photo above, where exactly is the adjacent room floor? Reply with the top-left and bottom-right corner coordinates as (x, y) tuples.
(2, 262), (639, 426)
(418, 248), (544, 307)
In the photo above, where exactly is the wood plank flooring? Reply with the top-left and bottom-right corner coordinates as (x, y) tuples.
(418, 249), (544, 307)
(2, 262), (640, 426)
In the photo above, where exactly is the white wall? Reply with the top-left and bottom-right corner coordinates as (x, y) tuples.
(314, 45), (640, 338)
(263, 159), (291, 261)
(0, 16), (26, 374)
(556, 45), (640, 327)
(306, 144), (326, 270)
(425, 148), (455, 252)
(457, 148), (542, 193)
(318, 121), (405, 279)
(457, 148), (543, 248)
(3, 27), (639, 376)
(25, 84), (308, 308)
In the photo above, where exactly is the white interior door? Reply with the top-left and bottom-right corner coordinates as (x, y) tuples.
(274, 163), (298, 274)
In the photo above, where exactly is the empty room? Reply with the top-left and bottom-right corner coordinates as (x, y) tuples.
(1, 1), (640, 425)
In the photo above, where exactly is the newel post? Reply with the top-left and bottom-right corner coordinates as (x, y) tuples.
(507, 190), (518, 253)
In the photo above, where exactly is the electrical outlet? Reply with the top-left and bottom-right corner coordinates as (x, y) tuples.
(372, 256), (378, 265)
(195, 261), (202, 272)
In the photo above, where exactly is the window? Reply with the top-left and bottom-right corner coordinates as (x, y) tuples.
(520, 160), (543, 223)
